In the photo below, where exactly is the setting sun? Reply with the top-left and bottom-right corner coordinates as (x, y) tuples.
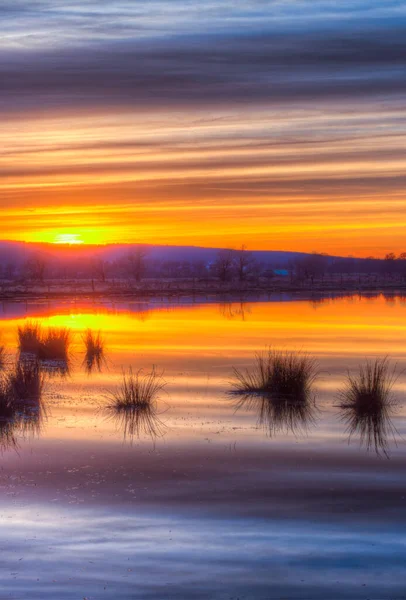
(54, 233), (84, 245)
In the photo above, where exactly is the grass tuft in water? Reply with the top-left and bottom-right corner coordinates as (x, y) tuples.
(18, 322), (42, 354)
(110, 367), (166, 410)
(107, 367), (166, 439)
(338, 357), (399, 456)
(38, 327), (72, 361)
(0, 343), (6, 371)
(231, 349), (317, 402)
(83, 329), (106, 373)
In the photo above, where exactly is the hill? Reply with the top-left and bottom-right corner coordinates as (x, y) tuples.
(0, 241), (329, 268)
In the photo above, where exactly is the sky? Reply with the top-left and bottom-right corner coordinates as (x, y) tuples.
(1, 1), (406, 256)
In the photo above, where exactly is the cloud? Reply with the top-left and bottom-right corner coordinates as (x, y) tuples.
(1, 18), (406, 114)
(1, 1), (406, 255)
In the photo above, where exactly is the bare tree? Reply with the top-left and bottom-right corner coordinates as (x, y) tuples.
(92, 258), (108, 283)
(297, 253), (329, 284)
(213, 249), (234, 282)
(191, 260), (207, 280)
(383, 252), (397, 278)
(25, 254), (47, 283)
(127, 246), (147, 282)
(4, 262), (16, 281)
(234, 245), (255, 282)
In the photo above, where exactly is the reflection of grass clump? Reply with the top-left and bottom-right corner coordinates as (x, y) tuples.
(39, 358), (70, 378)
(83, 329), (106, 373)
(18, 322), (42, 354)
(339, 357), (398, 456)
(234, 392), (317, 437)
(0, 361), (46, 450)
(8, 360), (44, 404)
(0, 376), (15, 420)
(107, 368), (166, 439)
(0, 376), (18, 450)
(232, 349), (317, 402)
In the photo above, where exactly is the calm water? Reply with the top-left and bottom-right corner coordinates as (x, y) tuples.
(0, 294), (405, 599)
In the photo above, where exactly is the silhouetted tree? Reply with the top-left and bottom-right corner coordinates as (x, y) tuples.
(3, 262), (16, 280)
(383, 252), (397, 277)
(127, 247), (147, 282)
(234, 245), (256, 282)
(92, 258), (108, 283)
(213, 249), (234, 282)
(191, 260), (208, 279)
(296, 253), (329, 284)
(24, 255), (47, 283)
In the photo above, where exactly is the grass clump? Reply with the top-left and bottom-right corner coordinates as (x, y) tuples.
(338, 357), (398, 456)
(232, 349), (317, 402)
(107, 367), (166, 439)
(38, 327), (71, 361)
(0, 343), (6, 371)
(18, 322), (72, 366)
(18, 322), (42, 354)
(231, 350), (318, 438)
(83, 329), (106, 373)
(110, 367), (166, 410)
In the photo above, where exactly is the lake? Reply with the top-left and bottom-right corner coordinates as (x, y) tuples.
(0, 293), (405, 599)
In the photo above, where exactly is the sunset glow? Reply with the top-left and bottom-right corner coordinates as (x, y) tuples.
(54, 233), (84, 245)
(1, 1), (405, 256)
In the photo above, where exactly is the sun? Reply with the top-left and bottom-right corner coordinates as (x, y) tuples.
(53, 233), (84, 245)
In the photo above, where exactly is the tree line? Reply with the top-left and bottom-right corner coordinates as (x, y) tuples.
(2, 247), (406, 285)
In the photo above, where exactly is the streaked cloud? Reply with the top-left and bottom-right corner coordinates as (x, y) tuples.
(0, 1), (405, 255)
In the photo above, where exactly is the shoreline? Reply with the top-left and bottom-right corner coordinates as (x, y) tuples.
(1, 280), (406, 302)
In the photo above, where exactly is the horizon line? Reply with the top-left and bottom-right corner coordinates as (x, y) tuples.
(0, 239), (392, 260)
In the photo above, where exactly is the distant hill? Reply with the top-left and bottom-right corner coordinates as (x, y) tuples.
(0, 240), (333, 267)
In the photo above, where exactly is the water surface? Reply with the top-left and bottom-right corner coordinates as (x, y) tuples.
(0, 294), (405, 599)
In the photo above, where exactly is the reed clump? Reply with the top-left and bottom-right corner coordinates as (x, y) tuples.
(38, 327), (71, 361)
(83, 329), (106, 373)
(107, 367), (166, 439)
(18, 322), (72, 364)
(0, 343), (6, 371)
(232, 349), (317, 402)
(109, 367), (166, 409)
(18, 322), (42, 354)
(338, 357), (398, 456)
